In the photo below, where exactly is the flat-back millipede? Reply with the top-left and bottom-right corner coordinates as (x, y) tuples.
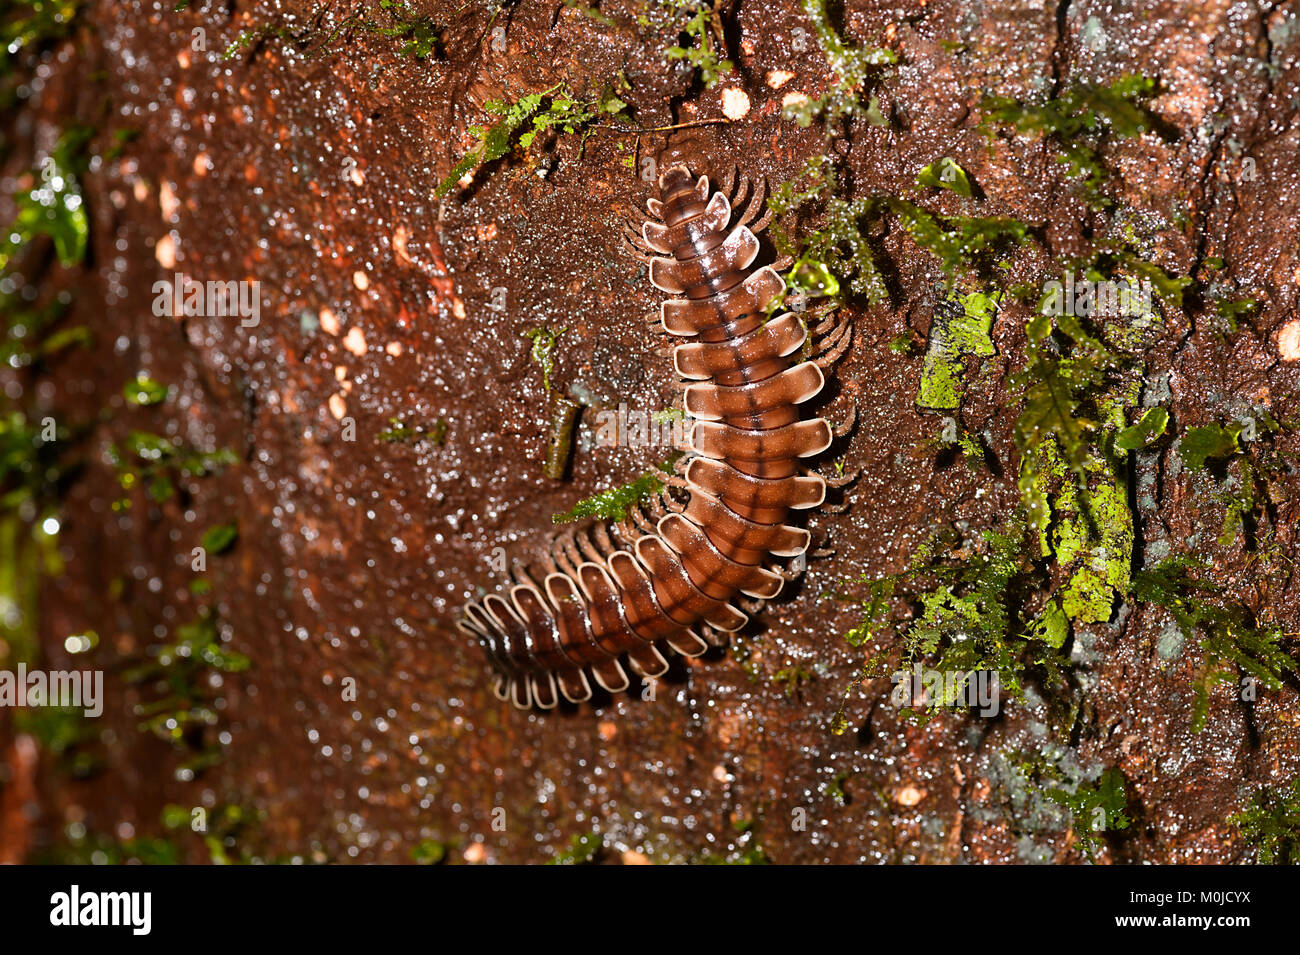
(458, 161), (853, 709)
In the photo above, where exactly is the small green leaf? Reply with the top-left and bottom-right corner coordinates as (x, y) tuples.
(864, 96), (889, 126)
(124, 375), (169, 407)
(1030, 598), (1068, 649)
(409, 839), (447, 864)
(1115, 407), (1169, 450)
(916, 157), (973, 197)
(1180, 424), (1239, 470)
(201, 523), (238, 554)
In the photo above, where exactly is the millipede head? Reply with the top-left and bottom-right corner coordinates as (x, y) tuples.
(657, 162), (695, 194)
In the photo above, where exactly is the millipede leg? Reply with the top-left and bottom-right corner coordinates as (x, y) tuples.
(555, 533), (584, 578)
(629, 507), (658, 535)
(657, 489), (686, 514)
(825, 467), (859, 488)
(737, 179), (767, 229)
(809, 305), (840, 335)
(592, 522), (618, 553)
(772, 563), (803, 582)
(623, 240), (656, 266)
(575, 527), (608, 564)
(699, 624), (728, 648)
(609, 522), (638, 552)
(726, 169), (751, 211)
(832, 399), (858, 438)
(814, 321), (854, 368)
(721, 164), (739, 202)
(807, 462), (858, 488)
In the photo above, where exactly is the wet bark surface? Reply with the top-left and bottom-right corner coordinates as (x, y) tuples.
(2, 0), (1299, 864)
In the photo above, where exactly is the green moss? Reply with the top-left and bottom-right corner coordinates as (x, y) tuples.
(1229, 780), (1300, 864)
(522, 325), (565, 395)
(12, 703), (104, 778)
(552, 454), (680, 524)
(783, 0), (896, 128)
(770, 157), (1032, 310)
(1133, 557), (1297, 732)
(0, 122), (94, 736)
(827, 573), (896, 650)
(888, 334), (915, 355)
(366, 1), (441, 59)
(126, 607), (250, 774)
(377, 415), (447, 445)
(1213, 296), (1258, 332)
(888, 202), (1031, 283)
(220, 2), (443, 63)
(692, 818), (771, 864)
(37, 802), (293, 865)
(561, 0), (618, 27)
(436, 85), (628, 198)
(769, 156), (882, 305)
(123, 374), (168, 407)
(1051, 451), (1132, 624)
(1043, 767), (1130, 862)
(108, 431), (237, 510)
(409, 838), (448, 864)
(1, 413), (73, 668)
(1010, 290), (1134, 546)
(917, 290), (999, 410)
(981, 76), (1160, 209)
(917, 352), (964, 410)
(1195, 413), (1285, 546)
(1, 126), (92, 271)
(162, 802), (279, 864)
(827, 520), (1074, 733)
(771, 664), (815, 699)
(221, 24), (287, 61)
(934, 422), (987, 471)
(662, 0), (733, 87)
(1, 1), (80, 76)
(33, 832), (183, 866)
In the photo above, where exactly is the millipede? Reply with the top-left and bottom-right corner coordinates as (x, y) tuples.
(457, 161), (854, 710)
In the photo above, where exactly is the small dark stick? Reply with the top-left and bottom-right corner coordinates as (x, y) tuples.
(543, 396), (582, 480)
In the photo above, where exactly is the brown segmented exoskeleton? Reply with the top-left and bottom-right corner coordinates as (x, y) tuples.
(457, 162), (854, 710)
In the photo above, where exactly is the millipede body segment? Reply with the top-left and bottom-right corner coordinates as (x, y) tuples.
(458, 164), (838, 709)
